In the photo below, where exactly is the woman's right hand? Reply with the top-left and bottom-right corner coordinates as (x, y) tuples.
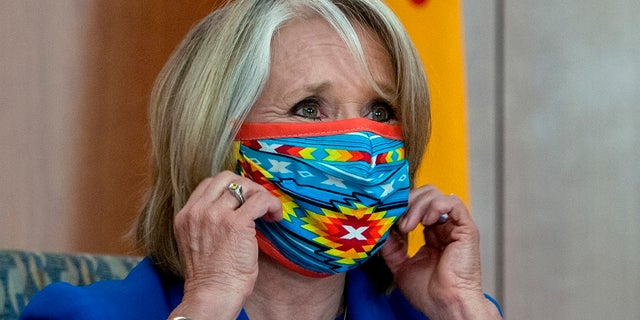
(168, 171), (282, 320)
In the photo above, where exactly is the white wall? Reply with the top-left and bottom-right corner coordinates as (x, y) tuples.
(465, 0), (640, 318)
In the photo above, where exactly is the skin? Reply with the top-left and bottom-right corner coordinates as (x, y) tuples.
(168, 17), (501, 320)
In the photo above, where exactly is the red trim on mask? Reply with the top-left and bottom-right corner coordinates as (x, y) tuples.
(256, 231), (330, 278)
(237, 118), (403, 140)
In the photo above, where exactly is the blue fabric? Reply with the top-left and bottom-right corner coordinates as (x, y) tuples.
(20, 258), (171, 320)
(20, 257), (502, 319)
(484, 293), (504, 318)
(0, 250), (141, 320)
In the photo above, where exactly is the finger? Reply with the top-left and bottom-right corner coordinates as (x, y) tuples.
(396, 185), (441, 233)
(202, 171), (248, 210)
(177, 171), (240, 217)
(179, 176), (216, 215)
(205, 171), (282, 222)
(420, 194), (460, 227)
(426, 194), (476, 228)
(423, 195), (478, 246)
(423, 224), (447, 250)
(380, 228), (409, 271)
(177, 171), (269, 224)
(193, 171), (264, 212)
(223, 182), (245, 209)
(237, 187), (283, 222)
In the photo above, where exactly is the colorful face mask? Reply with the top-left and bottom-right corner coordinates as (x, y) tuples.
(233, 118), (410, 277)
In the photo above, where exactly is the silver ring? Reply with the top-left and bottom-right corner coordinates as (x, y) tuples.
(227, 183), (245, 206)
(437, 213), (450, 224)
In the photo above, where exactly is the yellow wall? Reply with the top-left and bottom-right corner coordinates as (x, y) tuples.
(384, 0), (469, 253)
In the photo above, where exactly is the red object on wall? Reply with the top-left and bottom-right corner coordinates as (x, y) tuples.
(410, 0), (428, 5)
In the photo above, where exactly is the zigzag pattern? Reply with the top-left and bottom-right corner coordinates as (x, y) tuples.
(235, 142), (299, 222)
(233, 129), (410, 274)
(300, 202), (396, 265)
(240, 140), (405, 163)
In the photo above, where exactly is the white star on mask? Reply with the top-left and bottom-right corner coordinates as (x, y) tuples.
(258, 141), (283, 153)
(341, 225), (368, 241)
(322, 175), (346, 188)
(379, 180), (395, 197)
(268, 159), (292, 173)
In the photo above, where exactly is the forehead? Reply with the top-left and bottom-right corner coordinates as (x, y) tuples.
(269, 16), (396, 94)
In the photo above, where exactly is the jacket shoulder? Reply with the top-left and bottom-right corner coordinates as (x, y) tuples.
(20, 258), (174, 319)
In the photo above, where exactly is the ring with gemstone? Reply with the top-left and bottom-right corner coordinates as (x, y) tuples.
(227, 183), (245, 206)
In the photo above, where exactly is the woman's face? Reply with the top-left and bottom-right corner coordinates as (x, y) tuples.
(244, 17), (397, 124)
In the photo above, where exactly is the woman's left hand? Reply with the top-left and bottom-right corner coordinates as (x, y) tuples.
(380, 185), (501, 320)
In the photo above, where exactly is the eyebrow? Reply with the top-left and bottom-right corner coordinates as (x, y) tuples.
(304, 81), (331, 93)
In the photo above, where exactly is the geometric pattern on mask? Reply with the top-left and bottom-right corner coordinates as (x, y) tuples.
(300, 202), (396, 266)
(240, 140), (406, 164)
(233, 130), (410, 274)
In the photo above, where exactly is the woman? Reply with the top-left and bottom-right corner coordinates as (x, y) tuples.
(22, 0), (502, 319)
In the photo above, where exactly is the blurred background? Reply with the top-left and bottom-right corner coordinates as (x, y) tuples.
(465, 0), (640, 318)
(1, 0), (638, 318)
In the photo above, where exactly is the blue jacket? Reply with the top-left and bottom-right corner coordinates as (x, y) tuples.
(21, 258), (501, 319)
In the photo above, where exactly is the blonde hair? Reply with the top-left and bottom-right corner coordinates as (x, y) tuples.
(135, 0), (430, 277)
